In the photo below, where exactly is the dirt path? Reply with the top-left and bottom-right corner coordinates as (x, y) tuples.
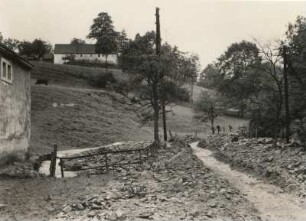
(191, 142), (306, 221)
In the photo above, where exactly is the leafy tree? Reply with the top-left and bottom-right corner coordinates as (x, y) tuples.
(217, 40), (261, 79)
(0, 33), (20, 50)
(70, 38), (86, 45)
(18, 39), (52, 60)
(18, 41), (33, 57)
(285, 16), (306, 116)
(216, 41), (262, 117)
(3, 38), (20, 50)
(117, 29), (129, 54)
(194, 91), (222, 134)
(198, 63), (222, 88)
(87, 12), (118, 64)
(121, 31), (164, 141)
(283, 16), (306, 144)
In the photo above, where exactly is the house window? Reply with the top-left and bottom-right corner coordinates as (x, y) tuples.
(98, 54), (101, 58)
(1, 58), (13, 84)
(90, 54), (92, 57)
(80, 54), (83, 57)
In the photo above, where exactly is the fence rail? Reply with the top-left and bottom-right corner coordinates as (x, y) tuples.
(50, 143), (156, 178)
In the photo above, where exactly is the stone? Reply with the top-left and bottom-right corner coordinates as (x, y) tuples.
(267, 156), (274, 162)
(106, 211), (118, 221)
(137, 211), (154, 219)
(208, 201), (217, 208)
(0, 204), (7, 210)
(91, 203), (101, 210)
(265, 138), (274, 144)
(116, 209), (126, 219)
(63, 205), (72, 213)
(219, 188), (227, 194)
(231, 136), (239, 142)
(87, 211), (96, 218)
(76, 203), (85, 210)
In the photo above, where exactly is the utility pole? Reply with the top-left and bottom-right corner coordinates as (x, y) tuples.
(155, 8), (161, 55)
(283, 46), (290, 143)
(150, 7), (161, 142)
(155, 7), (167, 142)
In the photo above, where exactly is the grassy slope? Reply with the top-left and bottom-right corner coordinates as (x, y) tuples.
(29, 62), (247, 154)
(31, 61), (127, 88)
(30, 85), (152, 155)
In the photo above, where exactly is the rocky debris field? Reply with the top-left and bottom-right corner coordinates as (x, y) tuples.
(200, 135), (306, 198)
(0, 161), (40, 178)
(50, 138), (260, 221)
(0, 138), (261, 221)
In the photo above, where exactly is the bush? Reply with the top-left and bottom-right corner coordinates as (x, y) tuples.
(64, 60), (118, 69)
(163, 81), (190, 102)
(87, 72), (117, 88)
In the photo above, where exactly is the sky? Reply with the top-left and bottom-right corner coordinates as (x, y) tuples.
(1, 0), (306, 68)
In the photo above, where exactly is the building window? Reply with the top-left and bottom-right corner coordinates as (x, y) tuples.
(80, 54), (83, 57)
(90, 54), (92, 57)
(98, 54), (101, 58)
(1, 58), (13, 84)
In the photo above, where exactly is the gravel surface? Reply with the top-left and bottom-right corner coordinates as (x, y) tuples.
(201, 134), (306, 198)
(0, 139), (261, 221)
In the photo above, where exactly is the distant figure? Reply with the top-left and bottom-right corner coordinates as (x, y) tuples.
(216, 125), (221, 134)
(223, 126), (226, 133)
(229, 125), (233, 133)
(35, 79), (48, 85)
(211, 126), (215, 134)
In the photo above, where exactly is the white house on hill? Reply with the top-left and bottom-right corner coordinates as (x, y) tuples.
(54, 44), (118, 65)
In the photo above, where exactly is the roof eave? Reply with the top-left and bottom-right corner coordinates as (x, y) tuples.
(0, 43), (34, 70)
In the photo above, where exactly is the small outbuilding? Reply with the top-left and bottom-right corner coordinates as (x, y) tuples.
(0, 43), (33, 164)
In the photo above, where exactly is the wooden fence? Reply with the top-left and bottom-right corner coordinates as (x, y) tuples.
(50, 143), (156, 178)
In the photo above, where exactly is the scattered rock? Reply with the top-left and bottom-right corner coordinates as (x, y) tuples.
(231, 136), (239, 142)
(0, 204), (7, 210)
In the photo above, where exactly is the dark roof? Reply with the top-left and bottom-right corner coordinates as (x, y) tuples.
(0, 43), (34, 70)
(54, 44), (97, 54)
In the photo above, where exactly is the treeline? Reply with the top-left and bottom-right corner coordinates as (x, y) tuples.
(0, 33), (52, 60)
(198, 16), (306, 143)
(1, 11), (200, 142)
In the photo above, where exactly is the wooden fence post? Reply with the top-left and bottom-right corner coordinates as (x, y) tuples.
(60, 158), (64, 178)
(49, 145), (58, 177)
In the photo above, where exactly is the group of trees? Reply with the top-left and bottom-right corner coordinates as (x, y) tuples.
(198, 15), (306, 141)
(87, 11), (199, 142)
(120, 28), (199, 142)
(0, 32), (52, 60)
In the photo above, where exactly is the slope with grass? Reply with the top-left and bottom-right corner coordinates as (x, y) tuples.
(30, 85), (153, 156)
(31, 61), (127, 88)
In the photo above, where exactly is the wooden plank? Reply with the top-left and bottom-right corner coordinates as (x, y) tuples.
(49, 145), (58, 177)
(60, 158), (64, 178)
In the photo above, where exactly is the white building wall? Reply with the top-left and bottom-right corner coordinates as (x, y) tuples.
(54, 54), (118, 65)
(0, 56), (31, 164)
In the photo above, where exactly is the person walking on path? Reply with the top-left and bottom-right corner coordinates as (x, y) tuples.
(216, 125), (221, 134)
(229, 125), (233, 133)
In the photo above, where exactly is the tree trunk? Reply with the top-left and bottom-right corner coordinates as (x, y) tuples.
(152, 81), (160, 142)
(105, 54), (109, 72)
(162, 100), (167, 141)
(210, 105), (215, 134)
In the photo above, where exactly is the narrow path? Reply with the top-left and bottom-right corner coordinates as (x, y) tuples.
(190, 142), (306, 221)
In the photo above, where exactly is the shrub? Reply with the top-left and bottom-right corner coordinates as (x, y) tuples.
(87, 72), (117, 88)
